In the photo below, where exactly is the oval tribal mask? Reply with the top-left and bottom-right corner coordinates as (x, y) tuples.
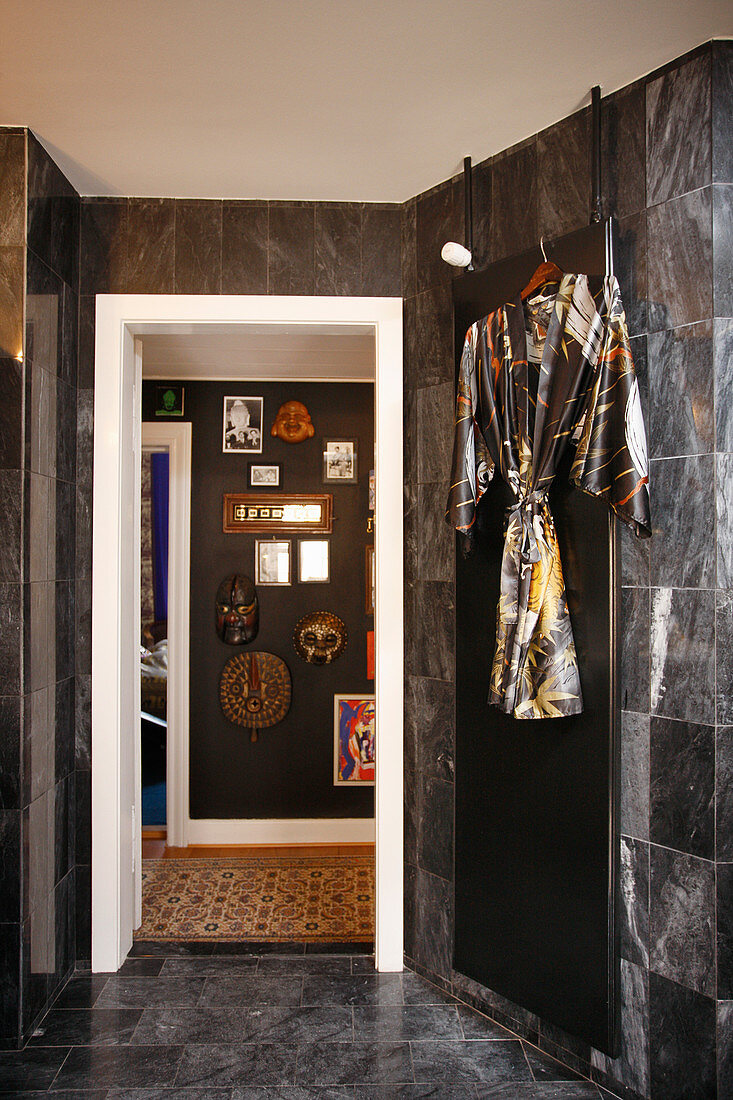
(215, 574), (259, 645)
(292, 611), (347, 665)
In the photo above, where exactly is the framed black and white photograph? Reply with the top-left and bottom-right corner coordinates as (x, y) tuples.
(298, 539), (330, 583)
(223, 396), (263, 453)
(323, 438), (357, 483)
(248, 462), (281, 489)
(255, 539), (291, 585)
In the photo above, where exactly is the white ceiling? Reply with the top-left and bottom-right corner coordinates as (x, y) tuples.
(141, 325), (375, 382)
(2, 1), (731, 201)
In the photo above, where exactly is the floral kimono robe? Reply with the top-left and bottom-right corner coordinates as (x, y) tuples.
(446, 273), (651, 720)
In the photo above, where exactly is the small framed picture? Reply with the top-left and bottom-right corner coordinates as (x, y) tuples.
(223, 396), (263, 453)
(323, 438), (357, 483)
(248, 462), (281, 489)
(155, 384), (184, 417)
(334, 695), (375, 786)
(298, 539), (330, 583)
(255, 539), (291, 585)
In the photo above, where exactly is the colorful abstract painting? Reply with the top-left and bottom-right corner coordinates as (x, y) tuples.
(334, 695), (375, 785)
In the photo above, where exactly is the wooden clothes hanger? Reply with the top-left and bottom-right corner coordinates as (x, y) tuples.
(521, 236), (564, 300)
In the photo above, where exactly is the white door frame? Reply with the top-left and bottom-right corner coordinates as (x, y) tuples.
(91, 294), (404, 973)
(141, 421), (192, 860)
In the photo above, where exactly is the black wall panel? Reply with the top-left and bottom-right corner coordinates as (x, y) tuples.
(143, 379), (374, 820)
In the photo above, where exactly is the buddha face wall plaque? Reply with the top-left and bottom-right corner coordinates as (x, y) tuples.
(293, 611), (347, 665)
(215, 574), (259, 645)
(271, 400), (315, 444)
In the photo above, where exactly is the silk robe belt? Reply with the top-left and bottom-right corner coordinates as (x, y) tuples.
(505, 490), (548, 569)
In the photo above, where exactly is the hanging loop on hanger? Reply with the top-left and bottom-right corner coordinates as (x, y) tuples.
(540, 236), (547, 262)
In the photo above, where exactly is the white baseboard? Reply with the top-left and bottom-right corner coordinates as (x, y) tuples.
(186, 818), (375, 845)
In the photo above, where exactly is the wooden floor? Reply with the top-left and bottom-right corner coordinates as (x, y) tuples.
(141, 836), (376, 860)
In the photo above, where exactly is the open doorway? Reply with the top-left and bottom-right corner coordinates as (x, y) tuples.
(90, 294), (403, 973)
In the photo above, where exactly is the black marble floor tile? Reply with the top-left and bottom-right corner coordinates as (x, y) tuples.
(649, 971), (716, 1100)
(295, 1041), (412, 1086)
(351, 957), (376, 974)
(52, 974), (111, 1010)
(411, 1039), (531, 1086)
(213, 941), (305, 956)
(256, 956), (352, 976)
(130, 1007), (249, 1046)
(160, 957), (258, 977)
(649, 844), (715, 996)
(118, 958), (164, 976)
(305, 942), (372, 956)
(233, 1089), (352, 1100)
(352, 1005), (462, 1042)
(94, 976), (207, 1008)
(401, 972), (457, 1007)
(646, 53), (711, 206)
(301, 973), (402, 1006)
(199, 975), (303, 1006)
(474, 1087), (600, 1099)
(0, 1045), (70, 1093)
(176, 1043), (295, 1087)
(650, 716), (714, 859)
(108, 1090), (232, 1099)
(522, 1043), (586, 1082)
(457, 1006), (514, 1041)
(128, 940), (216, 957)
(221, 202), (268, 295)
(718, 863), (733, 999)
(28, 1006), (142, 1046)
(53, 1044), (183, 1090)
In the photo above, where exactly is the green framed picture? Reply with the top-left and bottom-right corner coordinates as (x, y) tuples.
(155, 384), (184, 417)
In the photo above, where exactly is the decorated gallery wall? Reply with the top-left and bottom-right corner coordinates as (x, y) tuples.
(142, 379), (375, 820)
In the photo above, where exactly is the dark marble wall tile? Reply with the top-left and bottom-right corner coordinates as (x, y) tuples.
(0, 583), (22, 695)
(649, 971), (715, 1100)
(403, 676), (417, 865)
(54, 677), (74, 784)
(23, 686), (52, 806)
(126, 199), (174, 294)
(717, 453), (733, 588)
(417, 777), (453, 881)
(716, 318), (733, 454)
(620, 521), (650, 588)
(54, 580), (75, 683)
(53, 776), (71, 885)
(315, 204), (362, 297)
(74, 575), (92, 678)
(268, 203), (315, 296)
(621, 588), (649, 714)
(616, 213), (647, 338)
(414, 675), (455, 784)
(27, 133), (79, 290)
(647, 187), (712, 332)
(719, 726), (733, 862)
(24, 581), (51, 694)
(401, 199), (417, 299)
(490, 140), (537, 264)
(0, 246), (25, 358)
(0, 810), (21, 921)
(0, 470), (21, 582)
(407, 284), (454, 389)
(717, 591), (733, 726)
(620, 710), (649, 841)
(0, 921), (20, 1042)
(75, 770), (91, 866)
(602, 84), (646, 220)
(591, 958), (649, 1098)
(649, 455), (715, 588)
(77, 296), (95, 390)
(55, 379), (77, 485)
(719, 862), (733, 998)
(24, 473), (47, 584)
(221, 202), (268, 295)
(415, 179), (461, 294)
(174, 201), (222, 295)
(619, 836), (649, 968)
(0, 696), (21, 811)
(403, 861), (417, 961)
(416, 382), (454, 485)
(80, 199), (128, 295)
(0, 131), (26, 248)
(75, 674), (91, 771)
(647, 321), (713, 458)
(537, 109), (591, 240)
(649, 844), (715, 996)
(646, 53), (711, 206)
(650, 716), (714, 859)
(360, 205), (402, 298)
(713, 41), (733, 183)
(53, 479), (75, 582)
(650, 587), (715, 724)
(417, 483), (453, 583)
(414, 867), (453, 976)
(0, 357), (23, 470)
(413, 581), (455, 683)
(714, 183), (733, 318)
(75, 862), (91, 960)
(719, 1000), (733, 1099)
(61, 283), (78, 389)
(470, 159), (491, 270)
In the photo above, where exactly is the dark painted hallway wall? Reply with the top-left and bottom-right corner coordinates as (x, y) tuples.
(402, 40), (733, 1100)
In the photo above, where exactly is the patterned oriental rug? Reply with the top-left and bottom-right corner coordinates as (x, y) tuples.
(137, 856), (375, 942)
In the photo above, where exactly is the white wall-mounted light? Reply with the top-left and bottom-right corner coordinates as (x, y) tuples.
(441, 241), (472, 268)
